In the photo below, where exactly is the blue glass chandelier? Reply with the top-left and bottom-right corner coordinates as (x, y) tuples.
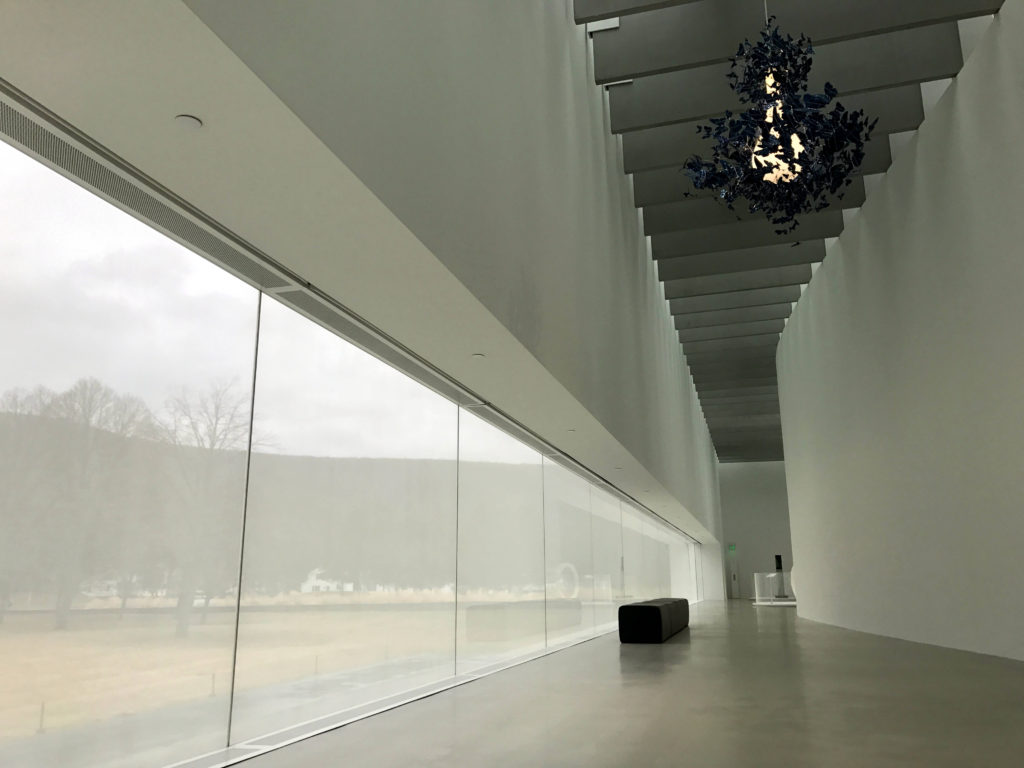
(684, 15), (877, 233)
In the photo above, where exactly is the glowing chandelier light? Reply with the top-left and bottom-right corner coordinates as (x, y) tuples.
(684, 12), (877, 233)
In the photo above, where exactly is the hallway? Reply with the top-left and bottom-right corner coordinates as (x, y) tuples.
(245, 601), (1024, 767)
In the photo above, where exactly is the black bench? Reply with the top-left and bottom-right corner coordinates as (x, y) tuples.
(618, 598), (689, 643)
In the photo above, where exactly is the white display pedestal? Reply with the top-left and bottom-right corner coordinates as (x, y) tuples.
(753, 571), (797, 606)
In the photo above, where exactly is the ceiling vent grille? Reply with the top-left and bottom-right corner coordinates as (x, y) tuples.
(0, 92), (290, 291)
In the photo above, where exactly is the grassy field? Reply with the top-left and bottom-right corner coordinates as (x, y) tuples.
(0, 602), (562, 744)
(1, 610), (237, 738)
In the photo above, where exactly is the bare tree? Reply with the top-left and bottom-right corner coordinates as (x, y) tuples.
(47, 378), (151, 435)
(0, 388), (56, 625)
(160, 382), (251, 453)
(157, 381), (252, 636)
(1, 378), (255, 635)
(0, 378), (155, 629)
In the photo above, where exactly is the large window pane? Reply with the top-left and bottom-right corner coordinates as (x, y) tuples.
(621, 504), (647, 601)
(641, 519), (672, 597)
(542, 459), (595, 645)
(0, 140), (258, 768)
(590, 488), (623, 629)
(694, 543), (705, 601)
(642, 517), (699, 601)
(229, 297), (458, 744)
(456, 410), (545, 674)
(670, 539), (698, 601)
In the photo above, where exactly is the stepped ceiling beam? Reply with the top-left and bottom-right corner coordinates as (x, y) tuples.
(693, 373), (780, 387)
(694, 374), (780, 388)
(702, 400), (781, 415)
(688, 354), (778, 370)
(717, 449), (785, 463)
(698, 386), (779, 400)
(659, 242), (825, 281)
(591, 0), (1000, 83)
(700, 399), (778, 411)
(691, 356), (779, 372)
(633, 164), (870, 208)
(679, 319), (786, 343)
(688, 355), (779, 372)
(708, 424), (783, 436)
(694, 370), (780, 386)
(623, 86), (912, 174)
(712, 435), (784, 443)
(609, 24), (959, 132)
(645, 184), (864, 236)
(698, 378), (782, 391)
(669, 286), (802, 315)
(665, 264), (813, 299)
(675, 303), (793, 329)
(654, 216), (841, 259)
(704, 415), (782, 434)
(683, 333), (781, 354)
(574, 0), (702, 24)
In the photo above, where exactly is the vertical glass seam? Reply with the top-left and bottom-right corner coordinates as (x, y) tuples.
(453, 407), (460, 677)
(618, 501), (626, 602)
(588, 486), (596, 633)
(226, 291), (262, 748)
(540, 458), (548, 649)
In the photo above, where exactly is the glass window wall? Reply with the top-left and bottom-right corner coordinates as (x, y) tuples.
(455, 410), (545, 674)
(621, 504), (647, 602)
(641, 518), (672, 598)
(0, 139), (258, 768)
(0, 136), (703, 768)
(542, 459), (596, 646)
(228, 297), (459, 744)
(589, 488), (623, 630)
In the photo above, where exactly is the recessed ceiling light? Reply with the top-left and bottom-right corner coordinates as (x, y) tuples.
(174, 114), (204, 129)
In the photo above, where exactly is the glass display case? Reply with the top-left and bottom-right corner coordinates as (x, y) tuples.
(753, 572), (796, 606)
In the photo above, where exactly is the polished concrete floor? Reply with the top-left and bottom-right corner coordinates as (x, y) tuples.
(245, 601), (1024, 767)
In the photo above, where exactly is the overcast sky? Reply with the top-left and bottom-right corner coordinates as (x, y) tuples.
(0, 138), (531, 461)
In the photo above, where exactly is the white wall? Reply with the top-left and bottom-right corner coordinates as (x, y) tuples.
(777, 0), (1024, 660)
(719, 462), (793, 600)
(184, 0), (723, 541)
(701, 445), (728, 601)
